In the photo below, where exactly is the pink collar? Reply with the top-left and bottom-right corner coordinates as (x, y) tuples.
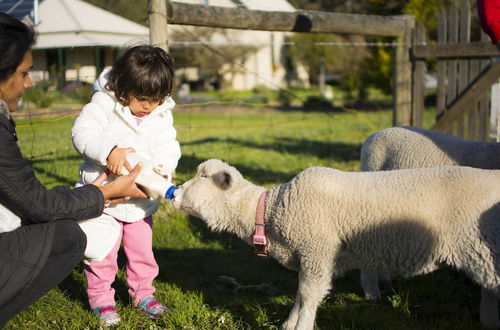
(253, 192), (268, 257)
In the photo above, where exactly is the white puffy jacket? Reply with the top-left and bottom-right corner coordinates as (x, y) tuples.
(71, 70), (181, 222)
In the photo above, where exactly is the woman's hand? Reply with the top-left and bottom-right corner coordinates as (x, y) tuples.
(95, 164), (148, 204)
(106, 147), (135, 176)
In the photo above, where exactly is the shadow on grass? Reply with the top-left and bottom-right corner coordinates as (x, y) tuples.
(58, 213), (484, 330)
(177, 153), (299, 185)
(30, 154), (82, 186)
(190, 101), (393, 114)
(59, 242), (297, 329)
(233, 137), (360, 162)
(177, 140), (361, 185)
(180, 137), (361, 162)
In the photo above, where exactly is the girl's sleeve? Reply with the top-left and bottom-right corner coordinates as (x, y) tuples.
(71, 93), (118, 166)
(151, 111), (181, 176)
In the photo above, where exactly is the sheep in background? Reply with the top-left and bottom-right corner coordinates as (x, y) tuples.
(359, 125), (500, 325)
(360, 126), (500, 172)
(173, 159), (500, 329)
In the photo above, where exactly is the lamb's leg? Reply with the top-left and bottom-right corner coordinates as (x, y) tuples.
(360, 269), (381, 300)
(360, 270), (392, 300)
(281, 291), (301, 330)
(281, 269), (332, 330)
(480, 287), (500, 328)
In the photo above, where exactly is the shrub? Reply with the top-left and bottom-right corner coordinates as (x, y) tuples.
(252, 84), (270, 94)
(23, 82), (56, 108)
(277, 89), (293, 107)
(245, 85), (270, 105)
(72, 85), (93, 104)
(302, 95), (332, 110)
(62, 81), (93, 104)
(244, 95), (268, 105)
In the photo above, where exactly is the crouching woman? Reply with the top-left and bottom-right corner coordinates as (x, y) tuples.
(0, 12), (147, 327)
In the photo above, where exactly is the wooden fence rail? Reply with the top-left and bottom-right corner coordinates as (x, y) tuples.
(166, 2), (413, 36)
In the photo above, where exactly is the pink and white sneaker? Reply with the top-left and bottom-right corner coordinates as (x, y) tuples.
(91, 305), (121, 326)
(138, 296), (168, 317)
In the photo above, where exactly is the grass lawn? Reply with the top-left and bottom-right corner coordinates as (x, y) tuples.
(4, 104), (483, 329)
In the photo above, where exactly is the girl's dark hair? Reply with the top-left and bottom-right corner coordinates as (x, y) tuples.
(107, 45), (174, 105)
(0, 12), (36, 83)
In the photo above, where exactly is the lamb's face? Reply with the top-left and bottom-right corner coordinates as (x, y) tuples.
(172, 159), (242, 221)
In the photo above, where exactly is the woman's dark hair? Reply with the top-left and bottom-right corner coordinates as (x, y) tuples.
(0, 12), (36, 83)
(107, 45), (174, 105)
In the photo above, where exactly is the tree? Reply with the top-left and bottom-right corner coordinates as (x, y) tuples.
(169, 27), (258, 90)
(287, 33), (368, 89)
(287, 0), (465, 99)
(403, 0), (468, 41)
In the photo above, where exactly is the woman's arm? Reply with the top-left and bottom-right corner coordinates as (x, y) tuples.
(0, 116), (146, 224)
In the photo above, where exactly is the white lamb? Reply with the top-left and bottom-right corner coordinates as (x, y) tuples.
(173, 158), (500, 329)
(359, 125), (500, 327)
(360, 126), (500, 172)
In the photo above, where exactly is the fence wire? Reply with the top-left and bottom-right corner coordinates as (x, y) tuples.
(17, 28), (393, 181)
(14, 97), (386, 185)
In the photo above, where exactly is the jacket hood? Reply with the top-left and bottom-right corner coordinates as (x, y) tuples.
(93, 68), (111, 94)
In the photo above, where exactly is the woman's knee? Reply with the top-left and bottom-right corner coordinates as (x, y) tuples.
(51, 221), (86, 257)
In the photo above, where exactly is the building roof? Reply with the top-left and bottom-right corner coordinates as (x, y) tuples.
(29, 0), (149, 49)
(172, 0), (295, 12)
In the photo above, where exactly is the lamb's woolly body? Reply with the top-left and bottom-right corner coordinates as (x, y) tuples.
(173, 159), (500, 330)
(359, 126), (500, 328)
(266, 167), (500, 282)
(360, 126), (500, 171)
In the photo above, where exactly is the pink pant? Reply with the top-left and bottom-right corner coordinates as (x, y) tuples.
(84, 216), (159, 308)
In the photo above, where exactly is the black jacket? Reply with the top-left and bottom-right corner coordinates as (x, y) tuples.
(0, 114), (104, 225)
(0, 111), (104, 302)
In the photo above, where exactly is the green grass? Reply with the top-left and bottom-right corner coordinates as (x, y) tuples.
(188, 86), (393, 107)
(4, 105), (483, 329)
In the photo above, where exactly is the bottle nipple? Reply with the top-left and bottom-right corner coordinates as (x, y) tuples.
(165, 185), (177, 200)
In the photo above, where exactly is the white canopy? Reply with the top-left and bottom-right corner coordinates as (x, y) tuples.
(32, 0), (149, 50)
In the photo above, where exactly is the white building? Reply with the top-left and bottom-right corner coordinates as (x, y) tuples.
(25, 0), (149, 85)
(1, 0), (308, 90)
(170, 0), (309, 90)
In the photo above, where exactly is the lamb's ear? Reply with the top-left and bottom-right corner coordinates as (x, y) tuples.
(212, 170), (233, 189)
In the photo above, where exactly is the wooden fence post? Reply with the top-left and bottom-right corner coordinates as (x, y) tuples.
(457, 0), (471, 137)
(436, 7), (447, 120)
(393, 16), (415, 126)
(479, 32), (492, 141)
(149, 0), (169, 51)
(412, 23), (426, 128)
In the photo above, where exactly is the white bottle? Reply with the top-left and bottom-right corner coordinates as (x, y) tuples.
(121, 153), (176, 200)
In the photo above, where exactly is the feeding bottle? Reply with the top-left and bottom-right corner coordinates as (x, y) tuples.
(121, 153), (177, 200)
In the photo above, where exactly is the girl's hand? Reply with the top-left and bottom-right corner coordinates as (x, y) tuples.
(106, 147), (135, 176)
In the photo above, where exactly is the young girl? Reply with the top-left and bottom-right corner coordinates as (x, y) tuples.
(71, 45), (181, 326)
